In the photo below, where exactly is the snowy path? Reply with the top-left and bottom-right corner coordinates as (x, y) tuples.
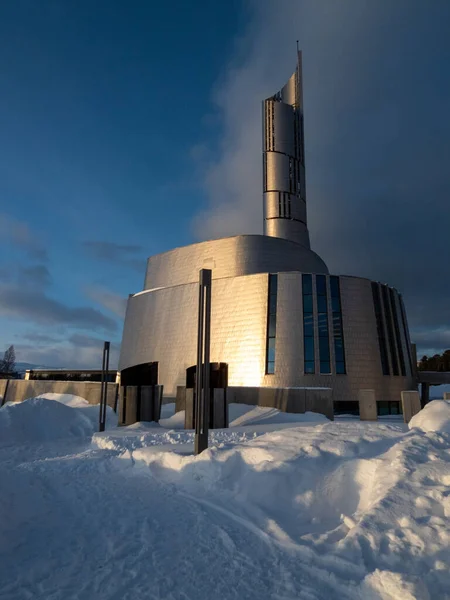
(0, 440), (356, 600)
(1, 399), (449, 599)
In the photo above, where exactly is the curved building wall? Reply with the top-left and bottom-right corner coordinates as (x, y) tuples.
(144, 234), (328, 291)
(120, 271), (416, 402)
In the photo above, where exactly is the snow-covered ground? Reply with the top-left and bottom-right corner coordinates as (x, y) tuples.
(0, 394), (449, 599)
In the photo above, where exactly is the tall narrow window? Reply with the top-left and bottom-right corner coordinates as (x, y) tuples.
(372, 282), (390, 375)
(399, 294), (414, 376)
(302, 274), (314, 374)
(330, 276), (346, 374)
(382, 285), (399, 376)
(390, 288), (406, 376)
(265, 274), (278, 374)
(316, 275), (330, 373)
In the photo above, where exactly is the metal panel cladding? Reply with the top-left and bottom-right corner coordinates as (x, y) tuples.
(263, 51), (309, 248)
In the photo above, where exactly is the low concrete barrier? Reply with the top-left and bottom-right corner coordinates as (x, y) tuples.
(0, 380), (9, 406)
(358, 389), (377, 421)
(401, 390), (421, 423)
(179, 386), (334, 422)
(4, 379), (118, 409)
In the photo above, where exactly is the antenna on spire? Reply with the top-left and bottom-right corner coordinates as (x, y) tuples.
(296, 40), (299, 52)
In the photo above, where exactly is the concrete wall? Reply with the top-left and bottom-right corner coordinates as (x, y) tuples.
(444, 392), (450, 401)
(4, 380), (118, 409)
(0, 380), (9, 406)
(179, 386), (334, 421)
(359, 389), (377, 421)
(401, 390), (421, 423)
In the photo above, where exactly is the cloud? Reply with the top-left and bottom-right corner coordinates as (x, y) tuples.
(14, 336), (120, 370)
(83, 241), (145, 272)
(191, 0), (450, 355)
(0, 214), (48, 261)
(21, 332), (62, 344)
(84, 285), (127, 319)
(0, 285), (117, 334)
(17, 265), (52, 288)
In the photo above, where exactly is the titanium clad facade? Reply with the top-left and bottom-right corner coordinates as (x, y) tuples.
(144, 234), (328, 291)
(119, 50), (417, 413)
(263, 51), (309, 247)
(119, 272), (416, 401)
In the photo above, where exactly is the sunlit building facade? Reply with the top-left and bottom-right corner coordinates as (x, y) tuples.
(119, 52), (416, 412)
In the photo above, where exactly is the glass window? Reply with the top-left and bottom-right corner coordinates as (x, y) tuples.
(268, 315), (276, 338)
(316, 275), (327, 296)
(319, 337), (330, 361)
(382, 285), (399, 376)
(372, 282), (390, 376)
(331, 296), (341, 313)
(269, 293), (277, 315)
(302, 274), (315, 374)
(303, 294), (313, 313)
(304, 337), (315, 361)
(318, 314), (328, 336)
(330, 276), (340, 299)
(317, 295), (327, 314)
(269, 274), (278, 294)
(390, 288), (406, 376)
(265, 274), (278, 374)
(320, 361), (331, 374)
(302, 274), (312, 295)
(334, 339), (344, 362)
(331, 276), (346, 375)
(303, 314), (314, 337)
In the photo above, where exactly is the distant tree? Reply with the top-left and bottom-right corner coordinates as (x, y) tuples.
(418, 350), (450, 371)
(0, 345), (16, 373)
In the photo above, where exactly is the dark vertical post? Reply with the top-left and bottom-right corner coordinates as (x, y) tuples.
(421, 382), (430, 409)
(99, 341), (110, 432)
(195, 269), (212, 455)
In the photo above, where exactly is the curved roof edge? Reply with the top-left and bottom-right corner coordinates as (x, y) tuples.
(143, 234), (328, 291)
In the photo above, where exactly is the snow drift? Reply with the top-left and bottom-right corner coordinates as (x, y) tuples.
(409, 399), (450, 434)
(0, 397), (94, 446)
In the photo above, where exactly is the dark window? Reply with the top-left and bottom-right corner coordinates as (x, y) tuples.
(390, 288), (406, 376)
(334, 401), (360, 416)
(381, 285), (399, 376)
(265, 274), (278, 374)
(399, 294), (413, 376)
(316, 275), (330, 374)
(302, 274), (314, 374)
(330, 276), (346, 374)
(371, 282), (390, 375)
(377, 401), (402, 416)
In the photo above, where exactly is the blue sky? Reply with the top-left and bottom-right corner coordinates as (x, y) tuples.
(0, 0), (449, 368)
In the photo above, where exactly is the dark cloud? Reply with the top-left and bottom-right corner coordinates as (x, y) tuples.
(0, 286), (117, 334)
(0, 214), (48, 261)
(83, 241), (145, 272)
(192, 0), (450, 356)
(21, 332), (62, 344)
(17, 265), (52, 288)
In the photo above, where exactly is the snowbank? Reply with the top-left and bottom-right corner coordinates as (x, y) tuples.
(0, 397), (94, 446)
(158, 402), (329, 430)
(409, 399), (450, 434)
(35, 392), (118, 429)
(228, 403), (329, 426)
